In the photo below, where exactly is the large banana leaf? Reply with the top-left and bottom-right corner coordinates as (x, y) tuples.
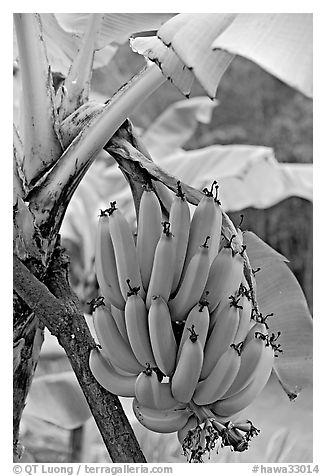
(157, 13), (235, 98)
(152, 144), (312, 211)
(131, 14), (235, 98)
(244, 231), (313, 390)
(212, 13), (312, 98)
(134, 13), (312, 98)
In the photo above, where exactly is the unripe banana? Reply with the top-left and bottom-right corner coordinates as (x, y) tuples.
(169, 182), (191, 295)
(155, 384), (181, 410)
(221, 332), (271, 399)
(171, 327), (204, 403)
(146, 222), (175, 309)
(107, 202), (145, 300)
(202, 244), (244, 313)
(134, 366), (158, 408)
(177, 415), (200, 445)
(244, 321), (269, 344)
(153, 382), (181, 411)
(176, 301), (210, 362)
(125, 282), (156, 367)
(234, 292), (253, 343)
(193, 345), (241, 405)
(132, 398), (190, 433)
(181, 183), (221, 284)
(135, 367), (179, 410)
(92, 303), (143, 374)
(136, 188), (162, 291)
(169, 237), (211, 322)
(110, 304), (129, 343)
(212, 343), (274, 417)
(95, 211), (125, 310)
(210, 193), (223, 263)
(89, 348), (137, 397)
(148, 295), (177, 376)
(200, 298), (240, 380)
(153, 180), (173, 214)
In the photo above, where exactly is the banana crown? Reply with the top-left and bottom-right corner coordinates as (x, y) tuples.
(90, 183), (281, 462)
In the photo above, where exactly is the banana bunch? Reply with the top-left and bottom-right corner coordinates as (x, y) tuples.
(89, 181), (281, 462)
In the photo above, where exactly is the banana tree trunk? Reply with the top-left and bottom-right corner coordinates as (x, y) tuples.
(13, 256), (48, 461)
(13, 306), (43, 461)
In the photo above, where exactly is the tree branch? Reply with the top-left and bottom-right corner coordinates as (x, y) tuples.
(13, 250), (147, 463)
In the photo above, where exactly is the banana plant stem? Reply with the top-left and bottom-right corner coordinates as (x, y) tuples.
(29, 63), (166, 242)
(14, 13), (62, 186)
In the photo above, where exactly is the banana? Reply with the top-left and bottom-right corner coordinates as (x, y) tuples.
(134, 366), (158, 408)
(169, 237), (211, 322)
(212, 343), (274, 417)
(92, 303), (144, 374)
(125, 281), (156, 367)
(234, 292), (253, 344)
(132, 398), (190, 433)
(136, 188), (162, 291)
(171, 327), (204, 403)
(107, 202), (145, 300)
(169, 181), (191, 295)
(89, 348), (137, 397)
(176, 301), (210, 362)
(181, 183), (221, 284)
(193, 344), (241, 405)
(145, 222), (175, 309)
(110, 304), (129, 342)
(210, 187), (223, 263)
(221, 332), (272, 399)
(202, 244), (244, 313)
(177, 415), (200, 445)
(153, 382), (181, 411)
(157, 386), (181, 411)
(153, 180), (173, 214)
(200, 298), (240, 380)
(135, 367), (179, 410)
(244, 321), (269, 344)
(148, 295), (177, 376)
(95, 211), (125, 310)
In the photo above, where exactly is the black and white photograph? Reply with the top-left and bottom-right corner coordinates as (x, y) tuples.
(12, 12), (313, 467)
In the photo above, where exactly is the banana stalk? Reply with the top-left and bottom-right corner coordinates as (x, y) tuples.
(56, 13), (103, 121)
(14, 13), (62, 187)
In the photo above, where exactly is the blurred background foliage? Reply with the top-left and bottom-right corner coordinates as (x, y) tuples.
(19, 39), (313, 463)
